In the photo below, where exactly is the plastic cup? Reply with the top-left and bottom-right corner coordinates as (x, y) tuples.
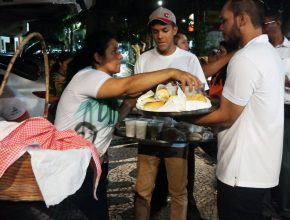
(184, 83), (205, 96)
(184, 86), (197, 96)
(125, 120), (136, 137)
(135, 120), (148, 139)
(148, 120), (164, 140)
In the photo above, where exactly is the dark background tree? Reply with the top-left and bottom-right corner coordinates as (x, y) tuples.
(29, 0), (290, 56)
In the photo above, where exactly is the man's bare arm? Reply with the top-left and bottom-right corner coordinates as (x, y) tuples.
(202, 52), (235, 78)
(186, 96), (244, 128)
(118, 98), (137, 122)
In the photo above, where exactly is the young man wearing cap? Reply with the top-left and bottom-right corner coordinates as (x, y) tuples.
(133, 7), (208, 220)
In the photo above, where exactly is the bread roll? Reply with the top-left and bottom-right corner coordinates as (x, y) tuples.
(143, 101), (165, 111)
(156, 88), (170, 102)
(186, 94), (207, 102)
(143, 97), (157, 102)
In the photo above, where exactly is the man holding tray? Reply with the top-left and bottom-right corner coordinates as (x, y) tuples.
(184, 0), (284, 219)
(130, 7), (209, 220)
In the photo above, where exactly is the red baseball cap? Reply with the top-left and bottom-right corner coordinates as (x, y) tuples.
(148, 7), (176, 25)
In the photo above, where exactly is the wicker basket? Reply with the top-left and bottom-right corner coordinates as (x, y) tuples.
(0, 153), (43, 201)
(0, 32), (50, 201)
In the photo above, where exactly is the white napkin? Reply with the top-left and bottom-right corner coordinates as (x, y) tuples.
(0, 121), (23, 140)
(136, 90), (155, 109)
(28, 148), (91, 207)
(136, 84), (212, 112)
(158, 86), (186, 112)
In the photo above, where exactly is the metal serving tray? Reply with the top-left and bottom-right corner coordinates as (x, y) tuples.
(137, 98), (219, 117)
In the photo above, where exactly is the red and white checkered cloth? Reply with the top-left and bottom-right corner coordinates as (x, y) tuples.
(0, 117), (102, 199)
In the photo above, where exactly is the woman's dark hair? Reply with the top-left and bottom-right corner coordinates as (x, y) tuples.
(65, 30), (116, 87)
(228, 0), (265, 28)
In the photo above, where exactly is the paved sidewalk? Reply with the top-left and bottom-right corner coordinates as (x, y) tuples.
(107, 142), (218, 220)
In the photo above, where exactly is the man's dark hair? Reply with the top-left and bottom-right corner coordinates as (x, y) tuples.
(264, 9), (283, 22)
(228, 0), (265, 28)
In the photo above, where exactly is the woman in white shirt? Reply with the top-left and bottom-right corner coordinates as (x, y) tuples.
(54, 30), (200, 219)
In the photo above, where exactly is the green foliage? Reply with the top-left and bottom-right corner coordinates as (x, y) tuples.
(30, 13), (86, 43)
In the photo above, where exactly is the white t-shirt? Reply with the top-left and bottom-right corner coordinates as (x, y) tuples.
(0, 86), (27, 121)
(275, 37), (290, 79)
(134, 47), (209, 90)
(217, 35), (284, 188)
(273, 37), (290, 103)
(54, 67), (119, 156)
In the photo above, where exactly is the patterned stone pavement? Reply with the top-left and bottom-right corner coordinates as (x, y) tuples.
(107, 140), (218, 220)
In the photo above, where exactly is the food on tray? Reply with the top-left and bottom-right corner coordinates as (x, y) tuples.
(186, 94), (207, 102)
(144, 101), (165, 111)
(136, 84), (212, 112)
(155, 88), (170, 102)
(143, 97), (157, 102)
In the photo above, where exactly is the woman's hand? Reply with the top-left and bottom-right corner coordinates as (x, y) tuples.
(169, 68), (202, 92)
